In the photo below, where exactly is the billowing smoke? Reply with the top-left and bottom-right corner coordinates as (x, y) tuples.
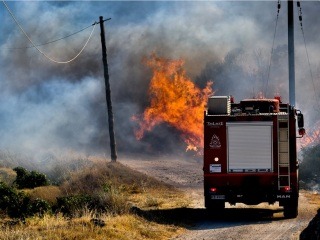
(0, 1), (320, 161)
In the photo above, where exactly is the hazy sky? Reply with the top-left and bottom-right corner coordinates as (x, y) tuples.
(0, 1), (319, 159)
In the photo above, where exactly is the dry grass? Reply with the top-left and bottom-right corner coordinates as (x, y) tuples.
(130, 188), (190, 210)
(59, 161), (174, 195)
(0, 168), (16, 185)
(57, 160), (180, 216)
(303, 190), (320, 206)
(0, 212), (184, 240)
(24, 186), (63, 205)
(0, 156), (190, 239)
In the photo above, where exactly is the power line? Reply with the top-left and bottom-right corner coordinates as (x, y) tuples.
(2, 0), (97, 64)
(297, 1), (320, 111)
(265, 0), (281, 97)
(6, 24), (94, 50)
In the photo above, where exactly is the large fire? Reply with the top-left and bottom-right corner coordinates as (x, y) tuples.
(132, 53), (213, 152)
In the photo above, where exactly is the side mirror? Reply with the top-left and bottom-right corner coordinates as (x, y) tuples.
(297, 112), (304, 128)
(297, 111), (305, 137)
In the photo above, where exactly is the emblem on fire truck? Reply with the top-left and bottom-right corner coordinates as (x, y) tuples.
(209, 134), (221, 149)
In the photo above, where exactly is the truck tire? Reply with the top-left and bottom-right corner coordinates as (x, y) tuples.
(283, 199), (298, 219)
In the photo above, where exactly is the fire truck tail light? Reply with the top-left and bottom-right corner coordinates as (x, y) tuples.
(281, 186), (291, 192)
(299, 128), (305, 136)
(214, 157), (219, 162)
(210, 187), (217, 193)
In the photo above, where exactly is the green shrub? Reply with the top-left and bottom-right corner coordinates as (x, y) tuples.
(13, 167), (49, 189)
(0, 182), (16, 205)
(0, 182), (52, 218)
(0, 182), (30, 218)
(8, 192), (31, 219)
(28, 198), (52, 217)
(13, 167), (28, 188)
(56, 195), (93, 217)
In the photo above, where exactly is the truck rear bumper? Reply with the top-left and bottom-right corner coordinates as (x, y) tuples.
(204, 173), (298, 206)
(207, 190), (298, 206)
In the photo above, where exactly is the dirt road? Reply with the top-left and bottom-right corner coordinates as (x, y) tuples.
(122, 157), (319, 240)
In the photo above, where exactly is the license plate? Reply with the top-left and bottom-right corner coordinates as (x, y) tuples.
(210, 164), (221, 173)
(211, 195), (225, 200)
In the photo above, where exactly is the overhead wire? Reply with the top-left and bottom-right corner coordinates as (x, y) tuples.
(297, 1), (320, 111)
(265, 0), (281, 98)
(6, 24), (94, 50)
(2, 0), (97, 64)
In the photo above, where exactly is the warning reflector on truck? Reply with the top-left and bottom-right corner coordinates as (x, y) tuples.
(226, 122), (273, 173)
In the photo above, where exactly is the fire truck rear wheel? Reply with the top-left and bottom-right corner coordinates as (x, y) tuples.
(283, 199), (298, 219)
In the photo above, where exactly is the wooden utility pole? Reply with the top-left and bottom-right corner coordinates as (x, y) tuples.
(99, 16), (117, 162)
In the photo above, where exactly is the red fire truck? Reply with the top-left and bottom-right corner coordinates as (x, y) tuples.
(203, 96), (305, 218)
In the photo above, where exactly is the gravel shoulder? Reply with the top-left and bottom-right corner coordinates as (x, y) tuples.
(122, 157), (320, 240)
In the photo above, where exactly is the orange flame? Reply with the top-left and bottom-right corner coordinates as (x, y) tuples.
(133, 53), (213, 152)
(299, 120), (320, 149)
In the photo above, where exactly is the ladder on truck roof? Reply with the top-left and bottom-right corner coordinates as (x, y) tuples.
(278, 113), (290, 190)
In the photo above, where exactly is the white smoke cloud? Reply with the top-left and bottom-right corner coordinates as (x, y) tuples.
(0, 1), (319, 160)
(0, 77), (104, 155)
